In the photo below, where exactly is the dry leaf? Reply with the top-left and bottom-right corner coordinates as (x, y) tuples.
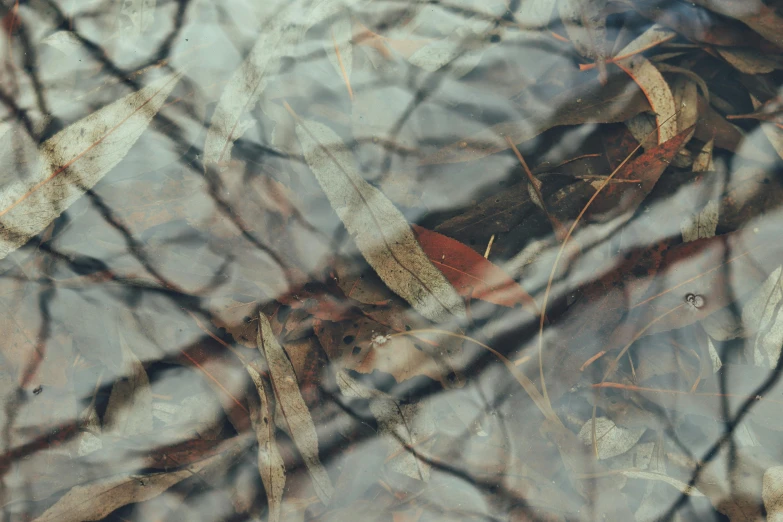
(294, 117), (465, 323)
(742, 266), (783, 368)
(0, 71), (183, 260)
(32, 435), (251, 522)
(614, 26), (678, 144)
(246, 364), (286, 522)
(203, 0), (349, 167)
(257, 312), (334, 505)
(578, 417), (645, 459)
(764, 467), (783, 522)
(337, 370), (433, 481)
(717, 48), (783, 74)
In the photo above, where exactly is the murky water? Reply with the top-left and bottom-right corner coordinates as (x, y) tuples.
(0, 0), (782, 520)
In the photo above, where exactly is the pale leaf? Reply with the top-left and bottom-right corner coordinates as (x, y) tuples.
(615, 26), (678, 143)
(742, 266), (783, 368)
(578, 416), (645, 459)
(680, 199), (718, 243)
(118, 0), (156, 36)
(0, 71), (183, 260)
(692, 138), (714, 172)
(764, 467), (783, 522)
(247, 365), (286, 522)
(621, 471), (704, 497)
(337, 370), (433, 481)
(32, 435), (251, 522)
(294, 118), (465, 323)
(257, 313), (334, 505)
(203, 0), (355, 167)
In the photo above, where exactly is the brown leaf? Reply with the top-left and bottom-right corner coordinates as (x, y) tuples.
(258, 312), (334, 505)
(32, 435), (251, 522)
(246, 364), (286, 522)
(411, 225), (537, 313)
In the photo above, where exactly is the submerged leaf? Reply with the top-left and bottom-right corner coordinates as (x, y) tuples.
(294, 117), (465, 323)
(0, 71), (183, 259)
(246, 364), (286, 522)
(32, 435), (251, 522)
(257, 313), (334, 505)
(411, 225), (537, 313)
(337, 370), (434, 481)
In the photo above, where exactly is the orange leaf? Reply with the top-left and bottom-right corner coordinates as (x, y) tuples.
(411, 225), (537, 314)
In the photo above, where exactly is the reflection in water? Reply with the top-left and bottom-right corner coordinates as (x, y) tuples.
(0, 0), (782, 520)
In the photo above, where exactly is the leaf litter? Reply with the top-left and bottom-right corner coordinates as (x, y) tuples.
(2, 0), (783, 520)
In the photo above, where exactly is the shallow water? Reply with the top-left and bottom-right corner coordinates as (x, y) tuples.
(0, 0), (782, 520)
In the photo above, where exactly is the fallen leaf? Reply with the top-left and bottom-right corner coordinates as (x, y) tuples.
(337, 370), (434, 481)
(411, 225), (537, 313)
(578, 417), (645, 459)
(32, 435), (251, 522)
(613, 26), (678, 144)
(742, 266), (783, 368)
(258, 312), (334, 505)
(202, 0), (349, 167)
(558, 0), (609, 82)
(586, 126), (693, 222)
(717, 48), (783, 74)
(246, 364), (286, 522)
(117, 0), (156, 37)
(293, 116), (465, 323)
(0, 71), (183, 260)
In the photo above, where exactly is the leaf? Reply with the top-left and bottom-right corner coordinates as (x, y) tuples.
(680, 199), (718, 243)
(578, 417), (645, 460)
(717, 48), (783, 74)
(0, 71), (183, 260)
(586, 126), (693, 222)
(293, 117), (465, 323)
(613, 26), (678, 144)
(336, 370), (434, 481)
(764, 467), (783, 521)
(246, 364), (286, 522)
(257, 312), (334, 505)
(620, 471), (705, 497)
(118, 0), (156, 36)
(411, 225), (537, 313)
(32, 435), (251, 522)
(419, 73), (649, 165)
(741, 266), (783, 368)
(558, 0), (608, 80)
(690, 0), (783, 47)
